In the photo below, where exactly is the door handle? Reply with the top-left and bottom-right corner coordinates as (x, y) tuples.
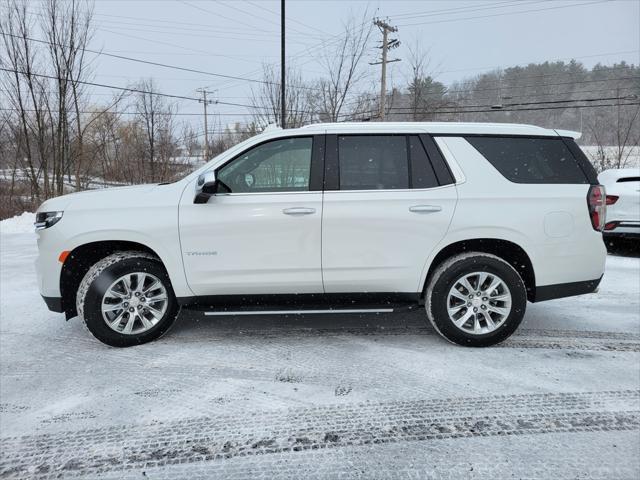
(282, 207), (316, 215)
(409, 205), (442, 213)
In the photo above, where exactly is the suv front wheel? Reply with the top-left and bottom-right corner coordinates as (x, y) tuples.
(76, 251), (179, 347)
(425, 252), (527, 347)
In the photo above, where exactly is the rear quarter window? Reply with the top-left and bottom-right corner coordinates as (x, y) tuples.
(465, 136), (589, 184)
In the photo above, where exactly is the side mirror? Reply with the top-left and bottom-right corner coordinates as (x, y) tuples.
(194, 171), (217, 204)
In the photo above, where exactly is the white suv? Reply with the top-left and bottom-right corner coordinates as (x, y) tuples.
(35, 122), (607, 347)
(598, 168), (640, 239)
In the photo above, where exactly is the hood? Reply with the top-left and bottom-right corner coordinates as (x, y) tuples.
(37, 184), (160, 213)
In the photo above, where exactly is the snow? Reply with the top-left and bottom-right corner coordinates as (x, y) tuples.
(581, 145), (640, 169)
(0, 228), (638, 478)
(0, 212), (35, 234)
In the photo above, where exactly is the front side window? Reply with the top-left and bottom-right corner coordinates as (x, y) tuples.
(338, 135), (409, 190)
(217, 137), (313, 193)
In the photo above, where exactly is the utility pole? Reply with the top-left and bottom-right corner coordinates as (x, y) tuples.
(370, 18), (400, 121)
(280, 0), (286, 129)
(196, 88), (215, 161)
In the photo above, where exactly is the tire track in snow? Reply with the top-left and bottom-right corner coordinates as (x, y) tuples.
(169, 324), (640, 352)
(1, 390), (638, 478)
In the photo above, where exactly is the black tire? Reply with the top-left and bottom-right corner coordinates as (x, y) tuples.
(425, 252), (527, 347)
(76, 251), (179, 347)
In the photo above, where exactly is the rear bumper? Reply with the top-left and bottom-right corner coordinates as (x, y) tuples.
(533, 276), (603, 302)
(603, 221), (640, 238)
(42, 295), (64, 313)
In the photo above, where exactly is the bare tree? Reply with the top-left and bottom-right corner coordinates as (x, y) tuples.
(588, 102), (640, 172)
(42, 0), (94, 192)
(179, 122), (201, 159)
(250, 64), (314, 128)
(1, 0), (94, 200)
(404, 41), (448, 121)
(1, 0), (50, 200)
(313, 12), (372, 122)
(134, 79), (177, 183)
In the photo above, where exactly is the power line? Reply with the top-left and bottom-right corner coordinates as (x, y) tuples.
(0, 5), (325, 44)
(92, 15), (317, 40)
(245, 0), (327, 35)
(456, 86), (639, 101)
(204, 10), (375, 92)
(0, 33), (321, 92)
(447, 75), (640, 94)
(351, 101), (640, 119)
(435, 50), (639, 77)
(0, 108), (274, 117)
(384, 95), (640, 111)
(212, 0), (326, 39)
(337, 73), (640, 110)
(89, 9), (303, 35)
(2, 101), (638, 120)
(395, 0), (611, 27)
(390, 75), (640, 101)
(0, 67), (307, 113)
(177, 0), (291, 38)
(198, 0), (615, 93)
(389, 0), (543, 20)
(0, 67), (201, 102)
(96, 21), (322, 43)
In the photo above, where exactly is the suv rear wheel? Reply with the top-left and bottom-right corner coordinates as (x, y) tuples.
(425, 252), (527, 347)
(76, 251), (179, 347)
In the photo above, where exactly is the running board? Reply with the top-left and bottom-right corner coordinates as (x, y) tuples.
(179, 292), (422, 314)
(202, 308), (395, 316)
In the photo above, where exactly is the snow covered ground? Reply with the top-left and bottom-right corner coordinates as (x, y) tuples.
(0, 221), (639, 479)
(581, 145), (640, 169)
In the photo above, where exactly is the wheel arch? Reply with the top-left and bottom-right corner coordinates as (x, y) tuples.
(60, 240), (165, 319)
(421, 238), (537, 302)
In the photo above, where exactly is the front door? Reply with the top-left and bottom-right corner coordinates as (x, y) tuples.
(179, 135), (324, 296)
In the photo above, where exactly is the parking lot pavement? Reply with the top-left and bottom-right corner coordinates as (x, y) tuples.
(1, 232), (639, 479)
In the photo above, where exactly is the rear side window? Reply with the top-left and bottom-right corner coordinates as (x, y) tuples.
(465, 136), (589, 184)
(338, 135), (408, 190)
(618, 177), (640, 183)
(409, 136), (439, 189)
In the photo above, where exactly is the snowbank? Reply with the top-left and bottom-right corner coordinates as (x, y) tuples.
(0, 212), (35, 234)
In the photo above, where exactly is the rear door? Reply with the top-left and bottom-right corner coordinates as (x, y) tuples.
(321, 134), (458, 293)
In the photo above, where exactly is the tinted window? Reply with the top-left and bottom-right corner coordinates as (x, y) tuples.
(338, 135), (408, 190)
(465, 136), (589, 184)
(217, 137), (312, 193)
(618, 177), (640, 183)
(420, 134), (455, 186)
(409, 136), (438, 189)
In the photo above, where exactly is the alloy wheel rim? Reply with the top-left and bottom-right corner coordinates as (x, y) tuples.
(446, 271), (512, 335)
(101, 272), (168, 335)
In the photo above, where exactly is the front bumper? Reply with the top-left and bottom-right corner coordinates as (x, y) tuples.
(35, 227), (65, 299)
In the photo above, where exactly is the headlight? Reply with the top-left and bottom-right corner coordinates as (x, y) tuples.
(35, 211), (63, 230)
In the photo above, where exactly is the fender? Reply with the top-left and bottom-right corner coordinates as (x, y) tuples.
(65, 229), (193, 298)
(418, 227), (537, 294)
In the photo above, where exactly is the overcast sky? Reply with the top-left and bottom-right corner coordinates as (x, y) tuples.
(41, 0), (640, 129)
